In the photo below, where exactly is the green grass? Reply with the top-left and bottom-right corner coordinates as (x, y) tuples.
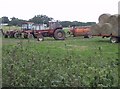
(2, 36), (119, 87)
(63, 27), (70, 33)
(2, 26), (21, 32)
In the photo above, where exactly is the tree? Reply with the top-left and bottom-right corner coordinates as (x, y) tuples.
(9, 17), (26, 26)
(60, 21), (72, 27)
(60, 21), (96, 27)
(29, 15), (53, 26)
(86, 22), (96, 26)
(2, 16), (9, 24)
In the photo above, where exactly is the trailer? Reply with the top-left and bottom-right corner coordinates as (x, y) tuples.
(92, 34), (120, 43)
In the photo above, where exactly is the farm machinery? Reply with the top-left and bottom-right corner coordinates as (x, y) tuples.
(3, 21), (66, 41)
(68, 26), (92, 38)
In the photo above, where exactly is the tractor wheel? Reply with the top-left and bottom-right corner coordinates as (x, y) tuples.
(110, 37), (118, 43)
(84, 34), (92, 38)
(88, 35), (93, 38)
(9, 33), (14, 38)
(24, 33), (28, 39)
(54, 29), (65, 40)
(21, 33), (25, 38)
(37, 34), (44, 41)
(4, 34), (8, 38)
(14, 32), (19, 38)
(28, 33), (34, 39)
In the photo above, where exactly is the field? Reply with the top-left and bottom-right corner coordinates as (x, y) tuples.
(2, 34), (119, 87)
(1, 26), (21, 32)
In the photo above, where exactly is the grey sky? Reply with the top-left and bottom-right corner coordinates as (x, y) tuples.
(0, 0), (119, 22)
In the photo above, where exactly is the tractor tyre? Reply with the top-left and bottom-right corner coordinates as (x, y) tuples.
(37, 34), (44, 41)
(9, 33), (14, 38)
(54, 29), (65, 40)
(14, 32), (19, 38)
(24, 33), (28, 39)
(84, 34), (92, 38)
(21, 33), (25, 38)
(4, 34), (8, 38)
(28, 33), (34, 39)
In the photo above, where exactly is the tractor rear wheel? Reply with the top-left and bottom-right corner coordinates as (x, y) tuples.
(54, 29), (65, 40)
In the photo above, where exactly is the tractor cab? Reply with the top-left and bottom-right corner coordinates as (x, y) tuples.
(49, 21), (62, 29)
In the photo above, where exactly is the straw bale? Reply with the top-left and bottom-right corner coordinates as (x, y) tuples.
(90, 23), (102, 35)
(98, 13), (111, 24)
(100, 23), (112, 34)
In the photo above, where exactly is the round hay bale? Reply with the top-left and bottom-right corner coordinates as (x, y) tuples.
(118, 15), (120, 28)
(111, 27), (118, 36)
(118, 15), (120, 36)
(100, 23), (112, 34)
(90, 23), (102, 35)
(98, 13), (111, 24)
(107, 14), (118, 27)
(107, 14), (119, 36)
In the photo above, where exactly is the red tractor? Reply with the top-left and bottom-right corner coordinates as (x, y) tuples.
(4, 21), (66, 41)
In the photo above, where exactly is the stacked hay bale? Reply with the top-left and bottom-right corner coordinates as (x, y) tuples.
(99, 13), (111, 24)
(107, 14), (118, 36)
(90, 23), (102, 35)
(91, 13), (119, 36)
(118, 15), (120, 36)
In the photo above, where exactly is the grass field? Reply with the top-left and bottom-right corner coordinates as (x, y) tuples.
(2, 35), (119, 87)
(1, 25), (21, 32)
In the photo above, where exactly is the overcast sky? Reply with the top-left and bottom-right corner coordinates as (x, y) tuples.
(0, 0), (119, 22)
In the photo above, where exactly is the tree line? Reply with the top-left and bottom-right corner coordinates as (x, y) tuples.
(0, 15), (96, 27)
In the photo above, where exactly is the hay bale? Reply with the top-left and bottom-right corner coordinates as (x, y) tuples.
(107, 14), (119, 36)
(98, 13), (111, 24)
(90, 23), (102, 35)
(107, 14), (118, 27)
(91, 14), (119, 36)
(100, 23), (112, 34)
(118, 28), (120, 36)
(111, 27), (118, 36)
(118, 15), (120, 36)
